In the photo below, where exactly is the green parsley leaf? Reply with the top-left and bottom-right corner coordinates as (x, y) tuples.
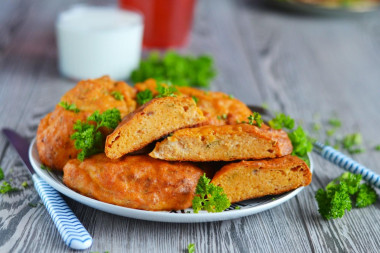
(268, 113), (295, 130)
(247, 112), (263, 128)
(0, 181), (18, 194)
(315, 184), (352, 220)
(261, 102), (269, 110)
(228, 94), (235, 99)
(71, 122), (104, 161)
(192, 174), (231, 213)
(328, 118), (341, 128)
(155, 83), (178, 98)
(41, 164), (52, 171)
(234, 206), (241, 210)
(88, 109), (121, 130)
(326, 129), (335, 137)
(342, 133), (364, 154)
(28, 202), (38, 208)
(137, 89), (153, 105)
(217, 114), (227, 120)
(356, 184), (377, 208)
(288, 126), (313, 158)
(21, 181), (29, 188)
(312, 123), (321, 131)
(111, 91), (124, 101)
(188, 243), (195, 253)
(315, 172), (378, 219)
(375, 145), (380, 151)
(71, 109), (121, 161)
(0, 167), (4, 180)
(192, 96), (199, 104)
(58, 101), (80, 113)
(131, 51), (216, 88)
(343, 133), (362, 149)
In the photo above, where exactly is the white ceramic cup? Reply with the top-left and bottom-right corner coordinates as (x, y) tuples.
(56, 5), (143, 81)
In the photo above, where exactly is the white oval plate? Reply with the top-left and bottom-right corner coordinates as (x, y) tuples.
(29, 138), (313, 223)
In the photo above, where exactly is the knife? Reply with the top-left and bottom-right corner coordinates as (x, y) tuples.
(247, 105), (380, 188)
(2, 129), (93, 250)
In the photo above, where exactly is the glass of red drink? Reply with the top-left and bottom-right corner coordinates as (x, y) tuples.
(119, 0), (196, 48)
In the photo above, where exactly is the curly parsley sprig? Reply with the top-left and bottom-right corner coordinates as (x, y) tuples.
(247, 112), (263, 128)
(315, 172), (378, 220)
(131, 51), (216, 88)
(136, 83), (179, 105)
(71, 109), (121, 161)
(58, 101), (80, 113)
(267, 113), (312, 163)
(192, 174), (231, 213)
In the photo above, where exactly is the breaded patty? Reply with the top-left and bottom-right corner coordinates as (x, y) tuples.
(105, 96), (205, 159)
(211, 155), (312, 203)
(63, 154), (204, 211)
(135, 79), (252, 125)
(149, 124), (292, 161)
(37, 76), (137, 171)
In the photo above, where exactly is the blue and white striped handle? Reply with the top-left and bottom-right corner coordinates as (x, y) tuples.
(32, 174), (93, 250)
(314, 142), (380, 188)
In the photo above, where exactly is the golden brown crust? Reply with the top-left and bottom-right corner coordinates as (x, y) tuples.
(135, 79), (252, 126)
(105, 96), (205, 159)
(63, 154), (204, 211)
(37, 76), (137, 171)
(149, 124), (292, 161)
(211, 155), (312, 203)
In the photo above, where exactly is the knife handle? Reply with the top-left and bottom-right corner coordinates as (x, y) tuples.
(314, 142), (380, 188)
(32, 174), (93, 250)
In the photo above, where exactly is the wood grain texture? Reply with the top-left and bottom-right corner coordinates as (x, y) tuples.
(1, 0), (380, 252)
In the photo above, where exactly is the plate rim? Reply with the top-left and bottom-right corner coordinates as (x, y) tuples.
(29, 138), (313, 223)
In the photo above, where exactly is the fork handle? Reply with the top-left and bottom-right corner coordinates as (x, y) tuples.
(32, 174), (93, 250)
(313, 142), (380, 188)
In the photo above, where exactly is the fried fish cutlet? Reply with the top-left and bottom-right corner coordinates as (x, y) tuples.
(149, 124), (292, 161)
(63, 154), (204, 211)
(135, 79), (252, 126)
(211, 155), (312, 203)
(105, 96), (205, 159)
(37, 76), (137, 171)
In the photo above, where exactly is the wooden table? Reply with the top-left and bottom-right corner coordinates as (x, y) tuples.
(1, 0), (380, 252)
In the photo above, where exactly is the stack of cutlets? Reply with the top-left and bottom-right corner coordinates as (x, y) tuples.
(107, 79), (312, 204)
(37, 77), (312, 211)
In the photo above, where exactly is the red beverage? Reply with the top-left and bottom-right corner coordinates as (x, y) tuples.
(119, 0), (196, 48)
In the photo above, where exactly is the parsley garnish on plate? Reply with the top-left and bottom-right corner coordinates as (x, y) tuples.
(192, 96), (199, 104)
(192, 174), (231, 213)
(315, 172), (377, 219)
(111, 91), (124, 101)
(375, 145), (380, 151)
(136, 89), (153, 105)
(136, 83), (179, 106)
(41, 164), (52, 171)
(267, 113), (312, 164)
(131, 51), (216, 88)
(71, 109), (121, 161)
(268, 113), (295, 130)
(288, 126), (313, 162)
(217, 114), (227, 120)
(248, 112), (263, 128)
(58, 101), (80, 113)
(155, 83), (178, 98)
